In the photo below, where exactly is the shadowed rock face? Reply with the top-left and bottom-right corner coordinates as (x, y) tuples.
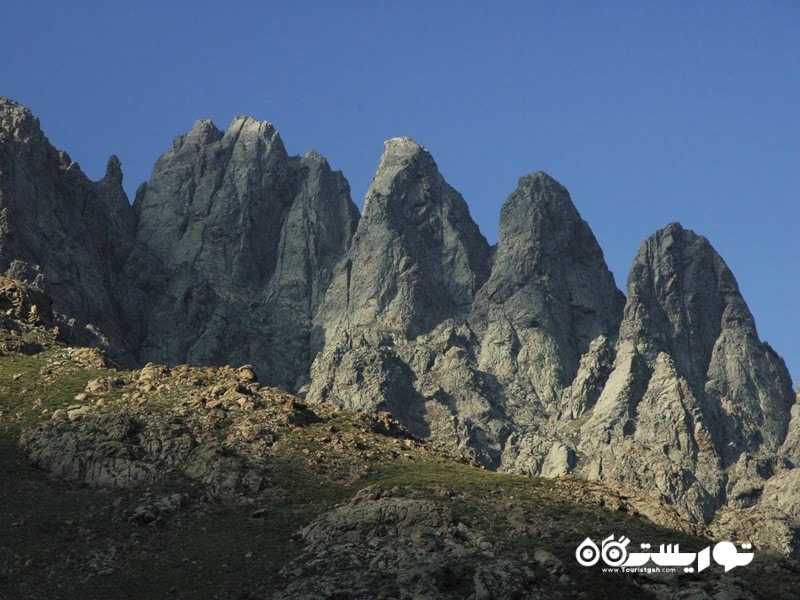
(0, 97), (135, 355)
(124, 116), (359, 389)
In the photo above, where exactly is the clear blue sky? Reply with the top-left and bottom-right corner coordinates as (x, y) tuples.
(2, 2), (798, 383)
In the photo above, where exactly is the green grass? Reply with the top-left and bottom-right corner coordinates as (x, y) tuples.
(1, 348), (797, 599)
(0, 349), (113, 430)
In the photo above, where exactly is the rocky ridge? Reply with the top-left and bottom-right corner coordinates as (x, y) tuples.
(0, 99), (134, 357)
(1, 98), (798, 564)
(123, 114), (360, 391)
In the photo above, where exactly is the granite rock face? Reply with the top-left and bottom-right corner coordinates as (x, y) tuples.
(308, 138), (508, 463)
(471, 172), (625, 415)
(124, 116), (359, 389)
(309, 143), (627, 467)
(567, 224), (796, 522)
(312, 137), (491, 341)
(0, 98), (135, 355)
(2, 99), (798, 552)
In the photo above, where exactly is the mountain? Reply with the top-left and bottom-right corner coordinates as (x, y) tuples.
(471, 171), (625, 421)
(123, 116), (359, 390)
(307, 137), (511, 463)
(572, 223), (795, 523)
(1, 98), (798, 566)
(0, 97), (134, 355)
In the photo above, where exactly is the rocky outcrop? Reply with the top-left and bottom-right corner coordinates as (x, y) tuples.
(274, 485), (543, 600)
(308, 138), (514, 464)
(0, 97), (135, 356)
(0, 275), (53, 328)
(471, 172), (625, 415)
(312, 137), (491, 342)
(570, 223), (796, 522)
(123, 116), (359, 389)
(0, 275), (58, 354)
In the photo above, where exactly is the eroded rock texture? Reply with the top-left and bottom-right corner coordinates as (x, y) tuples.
(123, 116), (359, 389)
(2, 99), (797, 547)
(471, 172), (625, 417)
(0, 98), (135, 355)
(567, 224), (793, 522)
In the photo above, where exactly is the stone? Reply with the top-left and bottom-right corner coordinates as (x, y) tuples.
(123, 119), (359, 390)
(272, 486), (542, 599)
(471, 172), (624, 414)
(0, 98), (135, 360)
(573, 223), (796, 522)
(67, 406), (91, 421)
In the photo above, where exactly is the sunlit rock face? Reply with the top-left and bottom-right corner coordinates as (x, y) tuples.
(124, 116), (359, 389)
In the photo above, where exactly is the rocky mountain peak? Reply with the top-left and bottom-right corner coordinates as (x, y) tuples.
(573, 221), (795, 522)
(103, 155), (123, 184)
(180, 118), (223, 147)
(316, 137), (491, 341)
(0, 97), (43, 142)
(123, 113), (358, 389)
(302, 149), (326, 163)
(365, 137), (440, 206)
(224, 115), (282, 150)
(377, 136), (430, 167)
(471, 171), (624, 410)
(621, 221), (756, 386)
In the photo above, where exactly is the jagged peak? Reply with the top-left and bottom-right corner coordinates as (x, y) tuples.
(302, 149), (329, 166)
(174, 119), (223, 149)
(0, 96), (31, 115)
(509, 171), (571, 204)
(104, 155), (123, 184)
(0, 98), (43, 141)
(384, 136), (427, 157)
(374, 136), (437, 175)
(661, 220), (686, 234)
(623, 220), (758, 366)
(638, 222), (717, 263)
(516, 170), (564, 190)
(191, 118), (219, 132)
(633, 222), (740, 290)
(363, 137), (443, 210)
(498, 170), (581, 235)
(228, 115), (278, 139)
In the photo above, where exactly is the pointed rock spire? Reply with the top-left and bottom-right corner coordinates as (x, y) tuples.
(471, 171), (624, 409)
(308, 138), (499, 459)
(575, 222), (795, 522)
(104, 155), (123, 184)
(0, 98), (135, 358)
(315, 137), (491, 342)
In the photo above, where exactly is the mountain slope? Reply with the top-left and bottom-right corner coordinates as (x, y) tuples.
(1, 100), (798, 571)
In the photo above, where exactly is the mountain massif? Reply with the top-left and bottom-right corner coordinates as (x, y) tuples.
(1, 96), (798, 560)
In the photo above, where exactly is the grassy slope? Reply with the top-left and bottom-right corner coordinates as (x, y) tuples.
(1, 347), (798, 599)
